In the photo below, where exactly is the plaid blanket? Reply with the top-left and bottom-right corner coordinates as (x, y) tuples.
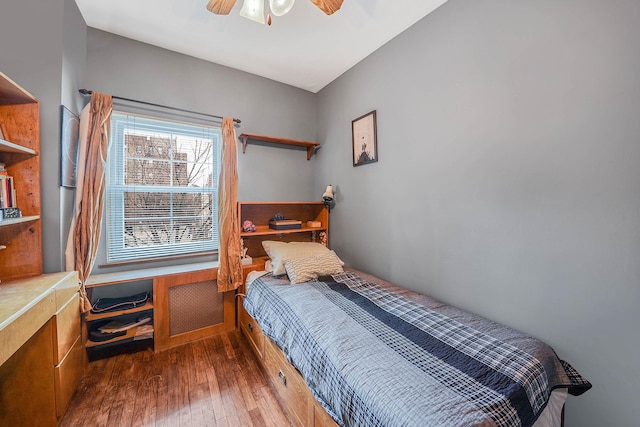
(244, 271), (591, 427)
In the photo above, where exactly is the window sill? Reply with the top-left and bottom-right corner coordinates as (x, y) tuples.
(85, 261), (219, 288)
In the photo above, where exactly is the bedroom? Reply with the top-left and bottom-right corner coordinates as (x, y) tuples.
(0, 0), (638, 426)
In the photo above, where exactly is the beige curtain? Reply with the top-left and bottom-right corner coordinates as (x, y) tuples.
(65, 92), (113, 312)
(216, 117), (242, 292)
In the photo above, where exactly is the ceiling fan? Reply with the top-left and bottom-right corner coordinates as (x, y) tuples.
(207, 0), (343, 24)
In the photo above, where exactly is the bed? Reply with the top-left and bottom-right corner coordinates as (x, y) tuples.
(240, 244), (591, 427)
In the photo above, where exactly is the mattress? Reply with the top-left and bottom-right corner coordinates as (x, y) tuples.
(244, 269), (590, 427)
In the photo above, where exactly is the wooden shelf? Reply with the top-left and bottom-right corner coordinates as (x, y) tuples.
(241, 224), (327, 237)
(0, 215), (40, 227)
(0, 72), (37, 105)
(238, 201), (329, 260)
(238, 133), (320, 161)
(85, 326), (153, 348)
(85, 300), (154, 322)
(0, 138), (36, 155)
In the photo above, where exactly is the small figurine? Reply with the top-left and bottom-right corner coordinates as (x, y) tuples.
(319, 231), (327, 247)
(240, 239), (248, 258)
(242, 220), (256, 232)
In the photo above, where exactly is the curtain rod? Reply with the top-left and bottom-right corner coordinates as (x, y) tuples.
(78, 89), (241, 124)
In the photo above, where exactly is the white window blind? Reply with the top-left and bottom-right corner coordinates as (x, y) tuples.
(106, 112), (221, 263)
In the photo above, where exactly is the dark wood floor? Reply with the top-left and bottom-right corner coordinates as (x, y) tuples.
(60, 330), (291, 427)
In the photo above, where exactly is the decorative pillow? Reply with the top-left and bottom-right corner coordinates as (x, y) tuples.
(283, 251), (344, 284)
(262, 241), (336, 276)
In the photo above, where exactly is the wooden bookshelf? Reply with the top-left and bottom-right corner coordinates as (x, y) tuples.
(0, 71), (42, 282)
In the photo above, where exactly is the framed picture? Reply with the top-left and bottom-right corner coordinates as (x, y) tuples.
(60, 105), (80, 188)
(352, 110), (378, 166)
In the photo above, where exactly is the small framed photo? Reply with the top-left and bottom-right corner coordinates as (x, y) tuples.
(352, 110), (378, 166)
(0, 122), (7, 140)
(60, 105), (80, 188)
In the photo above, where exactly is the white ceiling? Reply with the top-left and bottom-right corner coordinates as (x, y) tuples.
(75, 0), (448, 93)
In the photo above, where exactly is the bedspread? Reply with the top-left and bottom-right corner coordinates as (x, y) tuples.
(243, 270), (590, 427)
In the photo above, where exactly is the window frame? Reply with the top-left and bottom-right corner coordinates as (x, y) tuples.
(106, 111), (221, 263)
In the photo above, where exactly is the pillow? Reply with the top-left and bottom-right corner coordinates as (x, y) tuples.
(283, 251), (344, 284)
(262, 241), (337, 276)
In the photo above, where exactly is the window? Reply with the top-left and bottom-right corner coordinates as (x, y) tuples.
(106, 112), (221, 263)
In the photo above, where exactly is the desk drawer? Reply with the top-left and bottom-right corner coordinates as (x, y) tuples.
(54, 335), (84, 418)
(264, 339), (309, 427)
(53, 293), (80, 365)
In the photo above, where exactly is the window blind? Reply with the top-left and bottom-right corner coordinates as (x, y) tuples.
(106, 112), (221, 263)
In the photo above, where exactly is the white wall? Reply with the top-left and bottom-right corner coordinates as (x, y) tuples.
(316, 1), (640, 426)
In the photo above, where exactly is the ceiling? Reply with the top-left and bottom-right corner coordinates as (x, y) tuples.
(75, 0), (448, 93)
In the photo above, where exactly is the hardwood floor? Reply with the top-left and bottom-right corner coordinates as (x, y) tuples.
(60, 330), (292, 427)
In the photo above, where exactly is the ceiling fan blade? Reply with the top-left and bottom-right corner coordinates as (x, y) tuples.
(310, 0), (344, 15)
(207, 0), (238, 15)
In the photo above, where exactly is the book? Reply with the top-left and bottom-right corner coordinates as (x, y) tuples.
(306, 220), (322, 228)
(269, 219), (302, 230)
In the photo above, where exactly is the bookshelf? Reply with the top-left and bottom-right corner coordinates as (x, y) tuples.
(0, 71), (42, 281)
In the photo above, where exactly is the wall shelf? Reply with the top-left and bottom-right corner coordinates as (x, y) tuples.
(0, 138), (36, 155)
(0, 215), (40, 228)
(238, 133), (320, 161)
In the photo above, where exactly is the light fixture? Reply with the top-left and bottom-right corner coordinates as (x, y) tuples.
(322, 184), (335, 213)
(238, 0), (295, 25)
(269, 0), (295, 16)
(207, 0), (343, 24)
(240, 0), (266, 24)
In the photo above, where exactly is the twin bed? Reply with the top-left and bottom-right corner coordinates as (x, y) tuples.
(239, 241), (591, 427)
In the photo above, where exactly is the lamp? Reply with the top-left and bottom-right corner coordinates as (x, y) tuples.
(322, 184), (335, 213)
(239, 0), (295, 25)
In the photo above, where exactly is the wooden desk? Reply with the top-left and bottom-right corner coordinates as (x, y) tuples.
(0, 271), (83, 425)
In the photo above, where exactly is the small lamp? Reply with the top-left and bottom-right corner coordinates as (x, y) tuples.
(322, 185), (335, 213)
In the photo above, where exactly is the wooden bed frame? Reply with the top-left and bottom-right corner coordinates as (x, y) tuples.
(238, 293), (338, 427)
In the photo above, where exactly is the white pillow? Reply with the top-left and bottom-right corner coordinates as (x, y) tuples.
(283, 251), (344, 284)
(262, 241), (339, 276)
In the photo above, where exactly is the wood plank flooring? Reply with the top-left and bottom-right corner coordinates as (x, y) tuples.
(60, 330), (292, 427)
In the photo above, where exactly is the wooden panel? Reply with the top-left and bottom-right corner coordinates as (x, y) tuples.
(264, 339), (309, 427)
(0, 320), (56, 427)
(54, 336), (84, 418)
(239, 302), (265, 360)
(53, 293), (80, 364)
(154, 267), (236, 351)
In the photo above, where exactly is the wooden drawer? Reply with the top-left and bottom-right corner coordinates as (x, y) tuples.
(264, 339), (309, 427)
(53, 293), (80, 365)
(239, 304), (265, 360)
(54, 335), (84, 418)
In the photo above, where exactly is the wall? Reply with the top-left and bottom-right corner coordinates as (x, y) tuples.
(85, 29), (318, 273)
(317, 1), (640, 426)
(0, 0), (87, 274)
(60, 0), (88, 270)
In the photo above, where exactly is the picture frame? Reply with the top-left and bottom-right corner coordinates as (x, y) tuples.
(352, 110), (378, 166)
(60, 105), (80, 188)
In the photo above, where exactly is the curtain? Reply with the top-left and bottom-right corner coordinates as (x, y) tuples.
(216, 117), (242, 292)
(65, 92), (113, 312)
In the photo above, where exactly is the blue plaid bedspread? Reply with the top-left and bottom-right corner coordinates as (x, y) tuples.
(244, 271), (591, 427)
